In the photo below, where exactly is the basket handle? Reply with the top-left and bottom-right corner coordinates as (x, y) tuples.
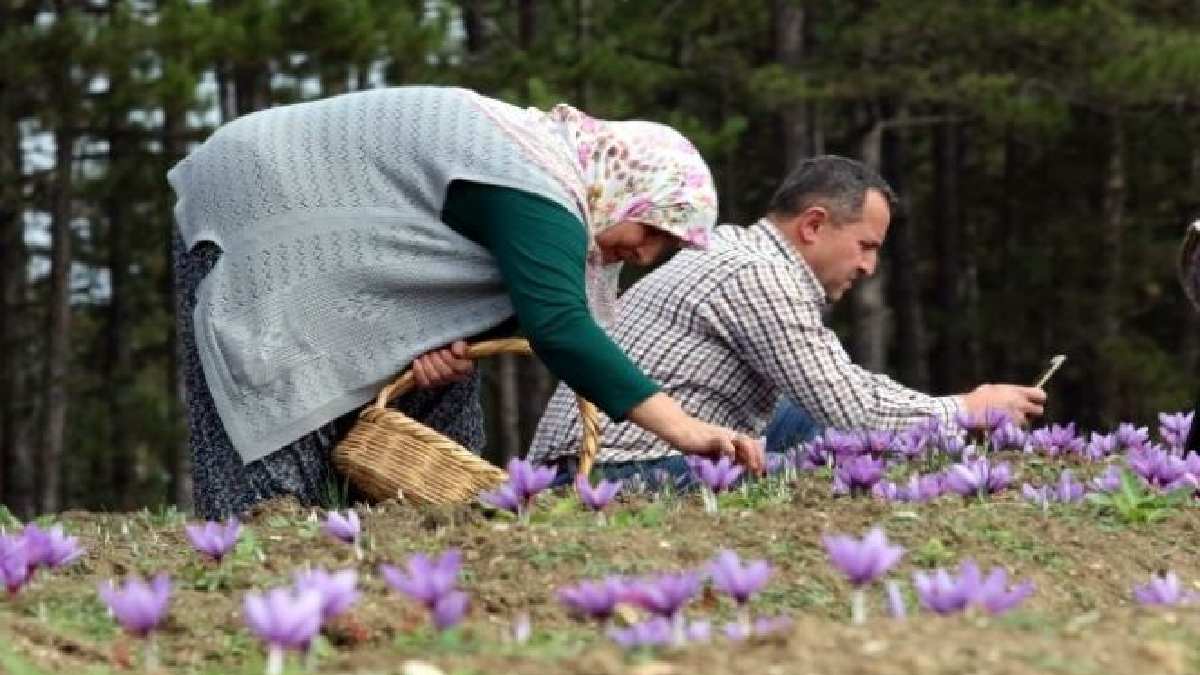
(372, 338), (602, 478)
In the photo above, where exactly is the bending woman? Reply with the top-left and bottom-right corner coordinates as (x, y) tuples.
(169, 86), (763, 519)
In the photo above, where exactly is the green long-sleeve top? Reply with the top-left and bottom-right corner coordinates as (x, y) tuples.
(440, 180), (660, 421)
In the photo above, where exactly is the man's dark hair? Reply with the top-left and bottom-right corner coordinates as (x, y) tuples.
(767, 155), (898, 223)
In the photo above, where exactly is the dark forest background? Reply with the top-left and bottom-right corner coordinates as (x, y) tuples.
(2, 0), (1199, 516)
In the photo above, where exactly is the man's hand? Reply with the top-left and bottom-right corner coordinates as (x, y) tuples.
(626, 393), (766, 475)
(411, 341), (474, 389)
(961, 383), (1046, 426)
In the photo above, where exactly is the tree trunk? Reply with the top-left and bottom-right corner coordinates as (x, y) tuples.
(884, 114), (928, 390)
(931, 120), (964, 393)
(1097, 112), (1126, 422)
(495, 354), (522, 462)
(847, 121), (890, 372)
(162, 96), (191, 510)
(40, 123), (75, 515)
(774, 0), (812, 168)
(0, 83), (21, 511)
(106, 81), (136, 511)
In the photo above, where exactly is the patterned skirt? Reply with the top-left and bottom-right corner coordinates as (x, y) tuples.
(173, 234), (485, 520)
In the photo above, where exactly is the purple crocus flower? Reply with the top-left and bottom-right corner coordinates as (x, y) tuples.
(607, 617), (673, 649)
(243, 586), (323, 675)
(944, 458), (1012, 497)
(1159, 411), (1194, 450)
(1133, 571), (1199, 607)
(1091, 465), (1123, 493)
(431, 590), (469, 630)
(379, 549), (462, 609)
(98, 573), (172, 637)
(620, 571), (703, 619)
(21, 523), (84, 571)
(974, 566), (1035, 615)
(321, 510), (360, 545)
(1083, 433), (1119, 462)
(185, 517), (241, 562)
(481, 458), (557, 519)
(1127, 445), (1190, 489)
(990, 422), (1027, 452)
(940, 433), (967, 459)
(1115, 422), (1150, 449)
(832, 454), (884, 496)
(863, 430), (895, 457)
(914, 561), (1032, 616)
(913, 566), (974, 615)
(707, 549), (772, 605)
(1029, 423), (1084, 456)
(293, 568), (359, 622)
(822, 527), (904, 588)
(878, 473), (943, 503)
(686, 455), (744, 493)
(507, 457), (557, 501)
(575, 475), (621, 512)
(1022, 470), (1085, 508)
(0, 536), (30, 595)
(557, 577), (627, 622)
(956, 408), (1011, 439)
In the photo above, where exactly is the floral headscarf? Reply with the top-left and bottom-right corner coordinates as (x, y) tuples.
(472, 94), (719, 324)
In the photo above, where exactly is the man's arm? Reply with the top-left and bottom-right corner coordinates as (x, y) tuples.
(714, 262), (961, 431)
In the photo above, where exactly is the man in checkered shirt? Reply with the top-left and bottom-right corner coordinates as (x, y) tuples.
(530, 155), (1045, 480)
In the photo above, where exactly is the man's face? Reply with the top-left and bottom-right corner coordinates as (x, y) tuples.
(801, 189), (890, 302)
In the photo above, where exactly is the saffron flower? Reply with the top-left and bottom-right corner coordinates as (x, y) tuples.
(1133, 571), (1199, 607)
(944, 457), (1012, 497)
(1159, 411), (1194, 450)
(380, 549), (469, 631)
(687, 455), (744, 493)
(557, 577), (627, 623)
(481, 458), (556, 522)
(575, 475), (621, 513)
(913, 561), (1033, 616)
(0, 536), (29, 595)
(380, 549), (462, 608)
(1115, 422), (1150, 449)
(990, 422), (1027, 451)
(243, 587), (324, 675)
(431, 590), (470, 630)
(293, 568), (359, 622)
(707, 549), (772, 606)
(1028, 423), (1084, 456)
(21, 523), (85, 571)
(823, 527), (905, 624)
(621, 571), (703, 619)
(185, 517), (241, 562)
(832, 454), (884, 496)
(321, 510), (360, 545)
(1083, 433), (1119, 461)
(1022, 469), (1085, 509)
(98, 573), (172, 637)
(1090, 465), (1123, 493)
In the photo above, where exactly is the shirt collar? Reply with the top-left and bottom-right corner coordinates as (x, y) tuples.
(751, 217), (829, 307)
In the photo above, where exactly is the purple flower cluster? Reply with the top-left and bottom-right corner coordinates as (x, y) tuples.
(1028, 423), (1085, 457)
(686, 455), (744, 493)
(873, 473), (944, 503)
(913, 560), (1034, 616)
(944, 458), (1012, 497)
(1022, 470), (1086, 508)
(1, 523), (85, 595)
(380, 549), (469, 630)
(832, 455), (885, 496)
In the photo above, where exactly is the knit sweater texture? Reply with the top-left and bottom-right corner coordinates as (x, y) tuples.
(167, 86), (582, 463)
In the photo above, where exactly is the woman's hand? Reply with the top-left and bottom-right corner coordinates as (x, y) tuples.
(411, 341), (474, 389)
(626, 393), (765, 475)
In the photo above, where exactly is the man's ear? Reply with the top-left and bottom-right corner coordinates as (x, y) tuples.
(795, 206), (829, 244)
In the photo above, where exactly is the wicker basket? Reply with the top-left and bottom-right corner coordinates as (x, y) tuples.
(332, 338), (600, 505)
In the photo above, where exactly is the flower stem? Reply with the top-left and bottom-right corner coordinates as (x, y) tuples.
(851, 588), (867, 626)
(670, 613), (686, 647)
(266, 645), (284, 675)
(143, 635), (160, 672)
(595, 511), (607, 527)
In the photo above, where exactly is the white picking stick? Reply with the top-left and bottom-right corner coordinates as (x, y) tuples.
(1033, 354), (1067, 388)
